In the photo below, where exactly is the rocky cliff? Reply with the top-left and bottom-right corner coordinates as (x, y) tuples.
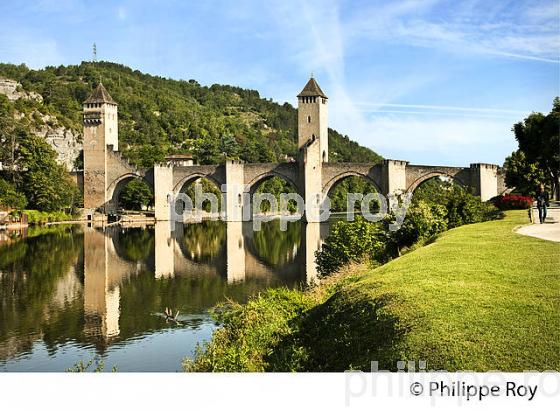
(0, 77), (82, 171)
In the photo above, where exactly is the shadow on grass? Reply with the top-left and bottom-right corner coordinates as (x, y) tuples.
(268, 288), (408, 371)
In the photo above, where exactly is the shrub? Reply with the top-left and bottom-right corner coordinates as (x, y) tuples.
(316, 190), (502, 276)
(445, 190), (499, 228)
(387, 201), (448, 252)
(491, 194), (533, 210)
(183, 288), (313, 372)
(316, 217), (386, 276)
(24, 209), (73, 225)
(413, 180), (502, 228)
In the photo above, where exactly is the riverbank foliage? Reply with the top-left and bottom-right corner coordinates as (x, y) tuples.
(184, 211), (560, 371)
(24, 209), (76, 224)
(316, 182), (501, 275)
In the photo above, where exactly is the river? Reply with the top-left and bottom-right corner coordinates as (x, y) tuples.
(0, 220), (330, 371)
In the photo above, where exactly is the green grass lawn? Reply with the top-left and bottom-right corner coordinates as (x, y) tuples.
(186, 211), (560, 372)
(335, 210), (560, 371)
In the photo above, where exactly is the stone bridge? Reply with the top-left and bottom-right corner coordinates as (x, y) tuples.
(82, 81), (506, 222)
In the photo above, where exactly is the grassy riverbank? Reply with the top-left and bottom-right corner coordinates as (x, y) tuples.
(185, 210), (560, 372)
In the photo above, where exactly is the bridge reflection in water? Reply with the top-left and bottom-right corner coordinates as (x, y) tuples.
(82, 220), (328, 342)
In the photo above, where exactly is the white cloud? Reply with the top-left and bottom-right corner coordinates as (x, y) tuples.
(344, 0), (560, 64)
(117, 6), (127, 21)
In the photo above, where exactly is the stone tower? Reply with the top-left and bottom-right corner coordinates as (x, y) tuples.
(83, 83), (119, 212)
(297, 77), (328, 162)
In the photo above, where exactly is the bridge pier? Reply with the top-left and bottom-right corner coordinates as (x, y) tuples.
(381, 159), (409, 195)
(225, 161), (246, 222)
(154, 165), (174, 221)
(301, 139), (323, 222)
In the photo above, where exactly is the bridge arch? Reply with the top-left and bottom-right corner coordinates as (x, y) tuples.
(173, 173), (224, 216)
(106, 173), (154, 212)
(245, 171), (300, 216)
(406, 171), (468, 194)
(322, 171), (382, 197)
(247, 171), (300, 196)
(173, 173), (223, 194)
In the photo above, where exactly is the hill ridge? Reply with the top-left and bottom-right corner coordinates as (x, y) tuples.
(0, 61), (382, 169)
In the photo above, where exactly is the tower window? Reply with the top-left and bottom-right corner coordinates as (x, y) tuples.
(307, 115), (311, 123)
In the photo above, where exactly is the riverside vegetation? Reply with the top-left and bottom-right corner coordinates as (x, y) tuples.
(183, 182), (560, 372)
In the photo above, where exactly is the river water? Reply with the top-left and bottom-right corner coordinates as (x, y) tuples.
(0, 220), (330, 371)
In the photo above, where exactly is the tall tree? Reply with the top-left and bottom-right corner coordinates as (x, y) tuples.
(507, 98), (560, 198)
(503, 150), (545, 197)
(18, 134), (78, 211)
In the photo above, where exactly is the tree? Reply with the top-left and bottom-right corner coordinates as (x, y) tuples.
(18, 134), (78, 212)
(503, 150), (545, 197)
(119, 179), (154, 210)
(507, 98), (560, 198)
(0, 178), (27, 210)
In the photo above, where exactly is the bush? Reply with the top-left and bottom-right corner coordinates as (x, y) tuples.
(24, 209), (73, 225)
(316, 217), (386, 276)
(387, 201), (447, 252)
(413, 179), (502, 228)
(445, 190), (499, 228)
(183, 288), (313, 372)
(316, 189), (503, 276)
(491, 194), (533, 210)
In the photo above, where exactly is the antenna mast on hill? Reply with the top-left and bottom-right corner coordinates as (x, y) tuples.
(92, 43), (97, 63)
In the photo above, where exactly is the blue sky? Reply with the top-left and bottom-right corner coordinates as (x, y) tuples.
(0, 0), (558, 166)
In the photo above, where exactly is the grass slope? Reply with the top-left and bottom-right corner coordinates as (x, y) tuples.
(187, 211), (560, 371)
(340, 210), (560, 371)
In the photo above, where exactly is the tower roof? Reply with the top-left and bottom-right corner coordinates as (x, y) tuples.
(297, 77), (327, 99)
(84, 82), (117, 105)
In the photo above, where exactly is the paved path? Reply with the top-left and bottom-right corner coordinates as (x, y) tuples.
(516, 222), (560, 242)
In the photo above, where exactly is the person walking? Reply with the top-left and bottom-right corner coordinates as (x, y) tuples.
(535, 184), (550, 224)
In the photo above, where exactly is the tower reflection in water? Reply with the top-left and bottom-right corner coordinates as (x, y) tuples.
(82, 220), (329, 343)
